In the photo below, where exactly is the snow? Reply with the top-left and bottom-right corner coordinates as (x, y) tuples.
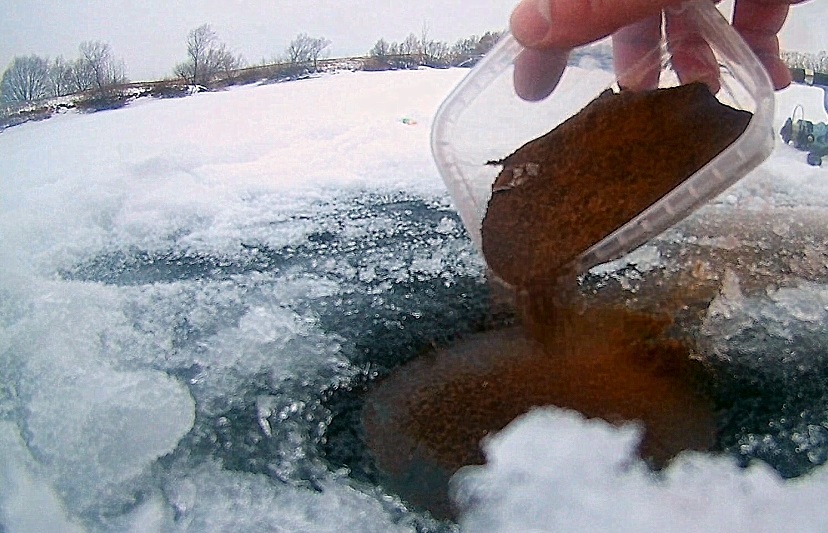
(1, 67), (828, 532)
(453, 409), (828, 533)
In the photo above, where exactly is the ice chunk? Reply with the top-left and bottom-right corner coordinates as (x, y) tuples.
(24, 365), (195, 511)
(0, 422), (85, 533)
(5, 281), (195, 513)
(163, 460), (414, 533)
(700, 274), (828, 370)
(588, 244), (663, 278)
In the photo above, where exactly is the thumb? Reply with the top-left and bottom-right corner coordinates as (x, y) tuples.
(510, 0), (683, 49)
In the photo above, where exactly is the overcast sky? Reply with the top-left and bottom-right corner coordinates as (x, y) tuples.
(1, 0), (825, 82)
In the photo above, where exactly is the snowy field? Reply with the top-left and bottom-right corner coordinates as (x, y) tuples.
(1, 67), (828, 532)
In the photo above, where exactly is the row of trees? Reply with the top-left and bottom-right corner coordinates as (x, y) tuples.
(781, 50), (828, 73)
(1, 41), (126, 104)
(0, 25), (330, 104)
(5, 22), (826, 107)
(1, 25), (503, 105)
(172, 26), (334, 85)
(368, 29), (502, 69)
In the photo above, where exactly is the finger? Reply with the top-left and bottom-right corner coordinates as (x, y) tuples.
(732, 0), (794, 89)
(511, 0), (683, 49)
(612, 16), (663, 91)
(666, 9), (721, 93)
(513, 48), (570, 101)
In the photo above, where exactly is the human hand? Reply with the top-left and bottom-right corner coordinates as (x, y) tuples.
(509, 0), (808, 101)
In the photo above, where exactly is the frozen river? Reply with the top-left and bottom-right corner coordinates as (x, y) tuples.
(1, 68), (828, 532)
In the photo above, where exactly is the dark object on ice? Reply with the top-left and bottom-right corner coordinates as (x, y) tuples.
(75, 92), (132, 112)
(780, 107), (828, 167)
(785, 67), (828, 166)
(481, 82), (752, 287)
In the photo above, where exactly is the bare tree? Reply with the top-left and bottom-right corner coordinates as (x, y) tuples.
(423, 40), (450, 67)
(398, 33), (422, 68)
(210, 43), (245, 80)
(449, 32), (503, 66)
(284, 35), (309, 65)
(399, 33), (420, 57)
(476, 31), (503, 55)
(419, 23), (432, 65)
(1, 55), (51, 103)
(68, 57), (94, 92)
(308, 36), (331, 71)
(49, 56), (77, 96)
(176, 24), (216, 85)
(451, 36), (477, 59)
(284, 33), (331, 72)
(370, 38), (390, 61)
(78, 41), (127, 91)
(175, 24), (244, 85)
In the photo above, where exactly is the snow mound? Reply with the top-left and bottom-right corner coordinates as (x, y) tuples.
(453, 408), (828, 533)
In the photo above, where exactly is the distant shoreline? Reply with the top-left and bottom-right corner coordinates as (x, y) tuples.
(0, 55), (478, 132)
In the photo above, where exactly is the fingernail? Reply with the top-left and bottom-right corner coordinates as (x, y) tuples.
(511, 0), (552, 47)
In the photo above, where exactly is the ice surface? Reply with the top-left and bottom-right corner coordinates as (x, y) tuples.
(1, 67), (828, 533)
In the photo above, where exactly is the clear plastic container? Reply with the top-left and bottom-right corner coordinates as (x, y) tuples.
(431, 0), (775, 279)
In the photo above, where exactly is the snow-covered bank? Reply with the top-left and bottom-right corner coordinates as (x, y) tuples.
(2, 68), (828, 532)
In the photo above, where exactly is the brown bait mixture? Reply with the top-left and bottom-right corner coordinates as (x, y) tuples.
(362, 307), (715, 519)
(360, 84), (751, 519)
(482, 82), (752, 287)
